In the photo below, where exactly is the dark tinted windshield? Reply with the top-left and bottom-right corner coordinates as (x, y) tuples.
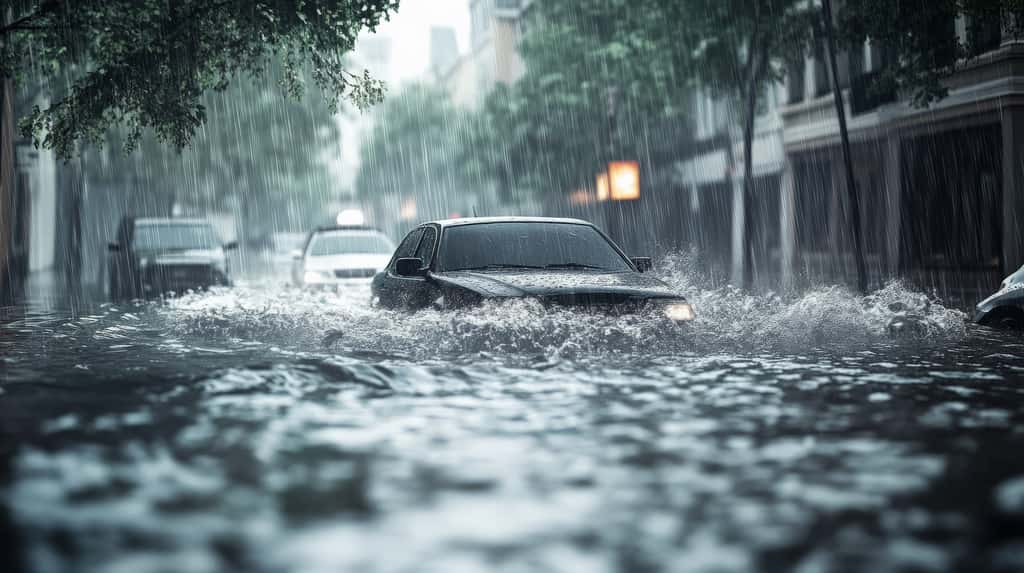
(133, 223), (220, 251)
(309, 232), (394, 256)
(439, 222), (631, 272)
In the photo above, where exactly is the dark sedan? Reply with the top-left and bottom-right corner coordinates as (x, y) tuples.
(108, 217), (237, 300)
(371, 217), (694, 321)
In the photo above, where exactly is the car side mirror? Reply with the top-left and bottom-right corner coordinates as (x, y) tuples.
(395, 257), (427, 277)
(223, 241), (239, 251)
(631, 257), (653, 273)
(108, 242), (121, 252)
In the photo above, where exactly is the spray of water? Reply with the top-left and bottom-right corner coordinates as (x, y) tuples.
(160, 252), (967, 361)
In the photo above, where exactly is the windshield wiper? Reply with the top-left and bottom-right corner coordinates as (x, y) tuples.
(543, 263), (607, 270)
(450, 264), (545, 271)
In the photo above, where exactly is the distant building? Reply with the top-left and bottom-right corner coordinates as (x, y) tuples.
(439, 0), (529, 109)
(430, 26), (460, 78)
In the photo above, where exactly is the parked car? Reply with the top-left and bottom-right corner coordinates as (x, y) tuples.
(108, 217), (237, 300)
(975, 264), (1024, 328)
(292, 226), (395, 288)
(370, 216), (694, 321)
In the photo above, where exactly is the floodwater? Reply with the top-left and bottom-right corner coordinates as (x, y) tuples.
(2, 258), (1024, 573)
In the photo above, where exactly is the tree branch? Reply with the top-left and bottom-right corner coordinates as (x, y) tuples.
(0, 0), (61, 36)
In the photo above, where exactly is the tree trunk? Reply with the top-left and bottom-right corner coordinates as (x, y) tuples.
(741, 69), (757, 291)
(0, 76), (14, 305)
(822, 0), (868, 294)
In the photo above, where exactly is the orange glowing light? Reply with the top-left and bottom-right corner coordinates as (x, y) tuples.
(609, 161), (640, 201)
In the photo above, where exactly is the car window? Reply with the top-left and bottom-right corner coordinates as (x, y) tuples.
(133, 223), (220, 251)
(307, 232), (394, 256)
(438, 222), (631, 272)
(391, 228), (425, 268)
(414, 227), (437, 265)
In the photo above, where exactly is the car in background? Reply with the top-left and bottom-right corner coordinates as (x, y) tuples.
(371, 216), (694, 322)
(292, 226), (395, 288)
(108, 217), (237, 300)
(975, 264), (1024, 328)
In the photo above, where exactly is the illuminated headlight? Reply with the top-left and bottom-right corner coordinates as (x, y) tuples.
(303, 270), (333, 284)
(663, 301), (695, 322)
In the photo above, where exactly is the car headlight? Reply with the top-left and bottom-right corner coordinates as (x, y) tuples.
(303, 270), (333, 283)
(663, 301), (695, 322)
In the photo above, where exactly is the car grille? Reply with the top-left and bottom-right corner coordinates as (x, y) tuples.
(541, 293), (647, 313)
(146, 264), (218, 290)
(334, 268), (377, 279)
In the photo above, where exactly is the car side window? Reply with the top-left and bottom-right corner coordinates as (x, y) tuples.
(414, 227), (437, 266)
(390, 228), (424, 269)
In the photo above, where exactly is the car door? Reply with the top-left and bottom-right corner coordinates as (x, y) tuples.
(374, 227), (424, 309)
(405, 225), (440, 309)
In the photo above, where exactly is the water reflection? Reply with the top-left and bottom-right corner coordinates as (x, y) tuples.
(2, 260), (1024, 572)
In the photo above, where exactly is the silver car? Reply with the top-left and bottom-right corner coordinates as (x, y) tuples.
(292, 226), (395, 289)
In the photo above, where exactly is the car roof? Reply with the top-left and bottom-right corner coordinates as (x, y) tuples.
(427, 216), (594, 228)
(132, 218), (211, 226)
(312, 225), (386, 234)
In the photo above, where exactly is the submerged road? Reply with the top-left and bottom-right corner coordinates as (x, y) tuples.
(1, 270), (1023, 572)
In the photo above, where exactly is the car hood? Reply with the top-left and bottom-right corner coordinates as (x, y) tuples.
(137, 248), (225, 266)
(304, 253), (391, 271)
(433, 269), (682, 299)
(977, 266), (1024, 314)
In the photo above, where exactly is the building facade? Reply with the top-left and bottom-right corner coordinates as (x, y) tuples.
(779, 11), (1024, 300)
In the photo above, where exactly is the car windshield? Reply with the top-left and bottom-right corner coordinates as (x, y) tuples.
(439, 222), (631, 272)
(133, 223), (220, 251)
(308, 232), (394, 256)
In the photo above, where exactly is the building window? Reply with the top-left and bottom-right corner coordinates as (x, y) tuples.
(787, 58), (805, 104)
(967, 11), (1002, 55)
(813, 41), (832, 98)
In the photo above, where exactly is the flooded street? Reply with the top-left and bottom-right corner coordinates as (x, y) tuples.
(3, 265), (1023, 573)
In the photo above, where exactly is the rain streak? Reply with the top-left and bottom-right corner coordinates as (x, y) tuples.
(3, 1), (1024, 573)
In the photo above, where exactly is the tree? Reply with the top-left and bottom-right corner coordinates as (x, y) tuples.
(355, 84), (481, 219)
(683, 0), (816, 289)
(86, 65), (341, 237)
(823, 0), (868, 294)
(836, 0), (1024, 108)
(2, 0), (397, 157)
(0, 0), (397, 302)
(473, 0), (694, 199)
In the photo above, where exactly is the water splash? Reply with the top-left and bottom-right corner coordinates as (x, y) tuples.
(158, 254), (967, 361)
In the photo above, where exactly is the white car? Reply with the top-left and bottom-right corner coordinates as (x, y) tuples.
(292, 226), (396, 288)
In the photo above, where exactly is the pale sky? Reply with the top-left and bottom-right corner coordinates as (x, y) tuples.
(369, 0), (471, 85)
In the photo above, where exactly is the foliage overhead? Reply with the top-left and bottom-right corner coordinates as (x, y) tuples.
(839, 0), (1024, 107)
(1, 0), (399, 158)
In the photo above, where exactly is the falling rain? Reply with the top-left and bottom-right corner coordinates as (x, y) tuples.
(2, 1), (1024, 572)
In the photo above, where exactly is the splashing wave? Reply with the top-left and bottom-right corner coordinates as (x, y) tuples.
(160, 254), (967, 359)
